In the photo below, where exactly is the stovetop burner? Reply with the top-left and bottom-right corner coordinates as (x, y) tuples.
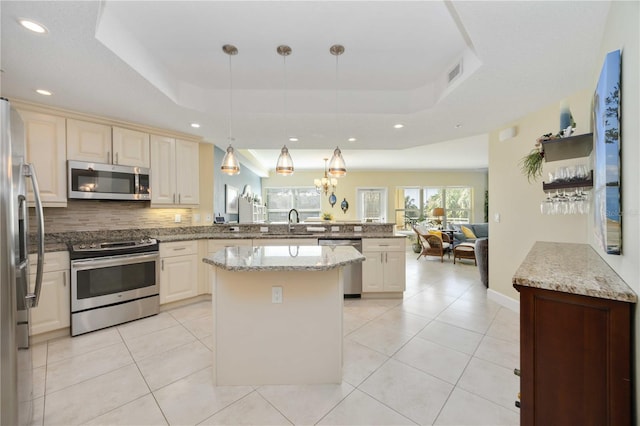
(70, 238), (158, 259)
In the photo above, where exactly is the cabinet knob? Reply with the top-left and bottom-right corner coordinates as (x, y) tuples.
(514, 368), (521, 377)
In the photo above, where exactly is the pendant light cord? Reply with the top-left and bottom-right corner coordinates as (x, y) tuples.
(228, 51), (234, 143)
(283, 52), (288, 142)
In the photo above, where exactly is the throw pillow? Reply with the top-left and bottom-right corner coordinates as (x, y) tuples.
(461, 226), (477, 239)
(428, 230), (442, 238)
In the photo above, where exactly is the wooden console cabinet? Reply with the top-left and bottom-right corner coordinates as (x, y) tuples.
(515, 285), (632, 426)
(513, 242), (635, 426)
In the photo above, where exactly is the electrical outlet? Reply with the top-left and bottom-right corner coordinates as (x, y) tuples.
(272, 286), (283, 303)
(205, 213), (212, 222)
(174, 214), (181, 223)
(260, 226), (269, 233)
(193, 214), (201, 223)
(354, 226), (362, 232)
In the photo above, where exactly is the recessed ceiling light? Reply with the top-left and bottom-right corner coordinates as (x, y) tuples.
(190, 123), (200, 128)
(19, 19), (48, 34)
(35, 89), (52, 96)
(288, 137), (298, 142)
(393, 124), (404, 129)
(348, 137), (357, 142)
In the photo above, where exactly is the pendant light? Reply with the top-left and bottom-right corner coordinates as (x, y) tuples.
(275, 45), (294, 175)
(221, 44), (240, 175)
(328, 44), (347, 177)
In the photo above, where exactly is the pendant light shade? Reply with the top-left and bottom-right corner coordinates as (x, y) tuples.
(328, 146), (346, 177)
(220, 144), (240, 175)
(276, 145), (294, 175)
(276, 45), (294, 175)
(328, 44), (347, 177)
(221, 44), (240, 175)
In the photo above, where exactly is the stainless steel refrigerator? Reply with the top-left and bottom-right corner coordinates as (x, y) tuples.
(1, 97), (45, 426)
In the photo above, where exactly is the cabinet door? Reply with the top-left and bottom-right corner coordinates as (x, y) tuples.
(175, 139), (199, 205)
(112, 127), (150, 167)
(362, 250), (384, 292)
(19, 110), (67, 206)
(160, 254), (198, 304)
(383, 250), (406, 292)
(29, 270), (70, 335)
(150, 135), (176, 205)
(66, 119), (112, 163)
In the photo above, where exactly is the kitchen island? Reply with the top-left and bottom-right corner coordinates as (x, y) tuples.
(203, 244), (364, 386)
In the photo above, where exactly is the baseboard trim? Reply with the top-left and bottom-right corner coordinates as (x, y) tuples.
(487, 289), (520, 313)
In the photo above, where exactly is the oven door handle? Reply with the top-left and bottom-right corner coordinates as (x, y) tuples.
(71, 252), (159, 271)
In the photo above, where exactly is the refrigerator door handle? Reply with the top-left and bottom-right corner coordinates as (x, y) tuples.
(23, 163), (44, 308)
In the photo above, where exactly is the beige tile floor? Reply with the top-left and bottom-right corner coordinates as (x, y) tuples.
(29, 250), (520, 425)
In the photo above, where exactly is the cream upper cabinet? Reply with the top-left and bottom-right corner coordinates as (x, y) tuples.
(175, 139), (199, 205)
(19, 110), (67, 207)
(67, 120), (150, 167)
(362, 238), (406, 293)
(66, 119), (112, 164)
(150, 135), (199, 207)
(112, 127), (150, 167)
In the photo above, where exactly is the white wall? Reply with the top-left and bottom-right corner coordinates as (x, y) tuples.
(489, 1), (639, 419)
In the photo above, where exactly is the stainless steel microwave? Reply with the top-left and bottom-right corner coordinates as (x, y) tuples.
(68, 161), (150, 200)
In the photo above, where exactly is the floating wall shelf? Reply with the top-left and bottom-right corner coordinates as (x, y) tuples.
(541, 133), (594, 162)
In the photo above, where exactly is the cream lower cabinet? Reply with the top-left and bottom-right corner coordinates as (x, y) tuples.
(159, 241), (198, 304)
(362, 238), (406, 293)
(253, 238), (318, 246)
(18, 110), (67, 207)
(207, 239), (253, 293)
(28, 251), (70, 335)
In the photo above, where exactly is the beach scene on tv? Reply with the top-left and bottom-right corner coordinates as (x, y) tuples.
(593, 49), (621, 255)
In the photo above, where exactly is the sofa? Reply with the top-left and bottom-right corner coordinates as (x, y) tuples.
(451, 223), (488, 244)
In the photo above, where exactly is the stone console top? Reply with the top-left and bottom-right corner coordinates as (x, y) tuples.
(513, 241), (637, 303)
(203, 245), (365, 272)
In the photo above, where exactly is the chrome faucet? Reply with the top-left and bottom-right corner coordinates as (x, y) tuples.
(288, 208), (299, 231)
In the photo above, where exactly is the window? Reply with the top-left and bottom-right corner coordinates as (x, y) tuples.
(423, 187), (472, 226)
(265, 187), (321, 222)
(395, 186), (473, 229)
(357, 188), (387, 222)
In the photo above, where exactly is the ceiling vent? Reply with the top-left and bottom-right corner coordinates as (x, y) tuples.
(448, 60), (463, 84)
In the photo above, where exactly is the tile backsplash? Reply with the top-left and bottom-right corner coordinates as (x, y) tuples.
(30, 200), (195, 233)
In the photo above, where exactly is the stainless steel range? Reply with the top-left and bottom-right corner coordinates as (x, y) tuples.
(69, 238), (159, 336)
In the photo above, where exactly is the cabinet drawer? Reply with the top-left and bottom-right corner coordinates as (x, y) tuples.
(28, 251), (69, 273)
(207, 239), (252, 252)
(362, 238), (404, 252)
(160, 240), (197, 257)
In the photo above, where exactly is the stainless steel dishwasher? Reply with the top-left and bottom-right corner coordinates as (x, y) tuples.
(318, 238), (362, 298)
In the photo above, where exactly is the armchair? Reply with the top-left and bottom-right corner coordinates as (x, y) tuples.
(413, 225), (452, 262)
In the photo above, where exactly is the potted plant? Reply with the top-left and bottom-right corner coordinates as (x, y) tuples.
(520, 147), (545, 182)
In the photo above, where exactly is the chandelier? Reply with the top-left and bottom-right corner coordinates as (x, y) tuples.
(314, 158), (337, 195)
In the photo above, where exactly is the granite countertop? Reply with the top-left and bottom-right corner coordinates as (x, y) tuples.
(153, 232), (404, 243)
(203, 245), (365, 272)
(513, 241), (637, 303)
(35, 223), (403, 253)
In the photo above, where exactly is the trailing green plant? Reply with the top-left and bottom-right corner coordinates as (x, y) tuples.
(519, 148), (545, 182)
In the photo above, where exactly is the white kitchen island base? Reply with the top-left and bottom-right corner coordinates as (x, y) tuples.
(213, 268), (343, 385)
